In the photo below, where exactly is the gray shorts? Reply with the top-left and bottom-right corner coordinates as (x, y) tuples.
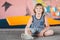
(30, 28), (44, 34)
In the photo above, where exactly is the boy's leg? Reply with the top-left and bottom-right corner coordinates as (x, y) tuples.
(44, 30), (54, 36)
(25, 28), (38, 37)
(37, 29), (54, 37)
(37, 28), (44, 37)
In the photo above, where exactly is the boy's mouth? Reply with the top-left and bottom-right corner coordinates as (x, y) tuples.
(38, 13), (41, 15)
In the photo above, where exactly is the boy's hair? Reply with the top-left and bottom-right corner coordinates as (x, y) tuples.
(33, 3), (44, 16)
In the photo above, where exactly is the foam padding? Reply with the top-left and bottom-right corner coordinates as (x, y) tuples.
(6, 16), (60, 26)
(6, 16), (30, 26)
(48, 17), (60, 25)
(0, 19), (25, 28)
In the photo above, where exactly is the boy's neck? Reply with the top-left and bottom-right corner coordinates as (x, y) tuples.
(36, 14), (41, 19)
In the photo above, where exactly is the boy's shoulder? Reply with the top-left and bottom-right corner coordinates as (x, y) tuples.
(31, 15), (35, 18)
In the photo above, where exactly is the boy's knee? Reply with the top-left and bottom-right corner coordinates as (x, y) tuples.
(44, 30), (54, 36)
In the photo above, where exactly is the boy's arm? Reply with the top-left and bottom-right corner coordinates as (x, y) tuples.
(25, 16), (33, 28)
(41, 15), (50, 33)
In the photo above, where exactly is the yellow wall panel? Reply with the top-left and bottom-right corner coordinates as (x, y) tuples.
(6, 16), (30, 26)
(48, 17), (60, 25)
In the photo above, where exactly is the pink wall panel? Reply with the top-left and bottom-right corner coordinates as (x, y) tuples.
(0, 0), (6, 19)
(0, 0), (34, 19)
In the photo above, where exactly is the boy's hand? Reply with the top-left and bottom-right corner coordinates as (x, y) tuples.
(25, 27), (30, 31)
(25, 27), (31, 34)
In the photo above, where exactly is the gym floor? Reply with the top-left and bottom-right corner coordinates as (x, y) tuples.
(0, 26), (60, 40)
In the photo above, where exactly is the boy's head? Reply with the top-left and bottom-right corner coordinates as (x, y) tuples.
(34, 3), (44, 15)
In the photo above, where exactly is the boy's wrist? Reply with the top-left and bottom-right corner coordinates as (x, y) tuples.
(26, 27), (30, 28)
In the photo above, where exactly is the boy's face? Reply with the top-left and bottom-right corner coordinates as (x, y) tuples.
(35, 6), (43, 15)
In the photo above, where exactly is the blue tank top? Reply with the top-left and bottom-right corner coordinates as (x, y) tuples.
(30, 15), (45, 28)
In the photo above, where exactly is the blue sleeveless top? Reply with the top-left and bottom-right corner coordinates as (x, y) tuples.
(30, 15), (45, 29)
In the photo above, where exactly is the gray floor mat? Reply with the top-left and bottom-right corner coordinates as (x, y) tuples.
(0, 26), (60, 40)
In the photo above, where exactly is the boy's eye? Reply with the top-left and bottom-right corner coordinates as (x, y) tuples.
(39, 8), (42, 9)
(36, 8), (38, 9)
